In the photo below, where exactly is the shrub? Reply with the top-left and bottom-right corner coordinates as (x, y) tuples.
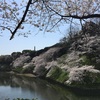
(22, 65), (35, 74)
(80, 55), (92, 65)
(12, 67), (23, 73)
(46, 66), (68, 83)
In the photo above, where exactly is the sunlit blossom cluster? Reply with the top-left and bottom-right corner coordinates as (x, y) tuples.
(66, 65), (100, 84)
(0, 0), (99, 38)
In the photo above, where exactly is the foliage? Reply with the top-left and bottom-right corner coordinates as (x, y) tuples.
(69, 71), (100, 88)
(57, 54), (67, 65)
(11, 52), (22, 60)
(80, 55), (92, 65)
(22, 50), (36, 58)
(66, 65), (100, 88)
(80, 54), (100, 68)
(21, 65), (35, 74)
(12, 67), (23, 73)
(0, 0), (99, 39)
(0, 55), (13, 64)
(47, 66), (68, 83)
(0, 64), (12, 71)
(59, 26), (80, 44)
(22, 50), (32, 54)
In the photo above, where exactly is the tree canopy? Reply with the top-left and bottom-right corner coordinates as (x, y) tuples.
(0, 0), (100, 40)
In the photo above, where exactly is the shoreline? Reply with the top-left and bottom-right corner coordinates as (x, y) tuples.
(3, 71), (100, 94)
(6, 71), (36, 78)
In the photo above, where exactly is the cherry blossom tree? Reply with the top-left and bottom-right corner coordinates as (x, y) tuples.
(0, 0), (100, 40)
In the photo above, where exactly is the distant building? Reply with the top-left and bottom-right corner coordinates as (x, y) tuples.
(34, 46), (36, 51)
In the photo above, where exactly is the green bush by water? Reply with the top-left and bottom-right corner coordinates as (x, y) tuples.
(47, 66), (68, 83)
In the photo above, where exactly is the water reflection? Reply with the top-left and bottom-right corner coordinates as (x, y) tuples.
(0, 73), (100, 100)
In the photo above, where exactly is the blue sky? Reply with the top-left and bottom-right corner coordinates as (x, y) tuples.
(0, 0), (68, 55)
(0, 27), (66, 55)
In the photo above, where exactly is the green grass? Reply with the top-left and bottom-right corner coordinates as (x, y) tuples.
(47, 66), (68, 83)
(80, 55), (92, 65)
(57, 71), (68, 83)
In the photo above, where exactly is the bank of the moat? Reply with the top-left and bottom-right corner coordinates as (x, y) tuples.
(0, 22), (100, 90)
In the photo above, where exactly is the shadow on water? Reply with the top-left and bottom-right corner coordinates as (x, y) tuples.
(0, 72), (100, 100)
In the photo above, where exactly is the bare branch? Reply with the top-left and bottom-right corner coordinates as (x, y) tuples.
(10, 0), (33, 40)
(45, 4), (100, 19)
(63, 14), (100, 19)
(0, 26), (13, 33)
(48, 17), (63, 31)
(0, 0), (100, 39)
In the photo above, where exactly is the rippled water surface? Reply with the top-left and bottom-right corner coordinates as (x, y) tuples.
(0, 73), (100, 100)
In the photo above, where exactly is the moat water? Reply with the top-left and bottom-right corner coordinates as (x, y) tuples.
(0, 73), (100, 100)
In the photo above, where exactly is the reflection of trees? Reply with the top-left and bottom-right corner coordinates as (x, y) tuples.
(0, 73), (13, 86)
(1, 73), (99, 100)
(0, 73), (71, 100)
